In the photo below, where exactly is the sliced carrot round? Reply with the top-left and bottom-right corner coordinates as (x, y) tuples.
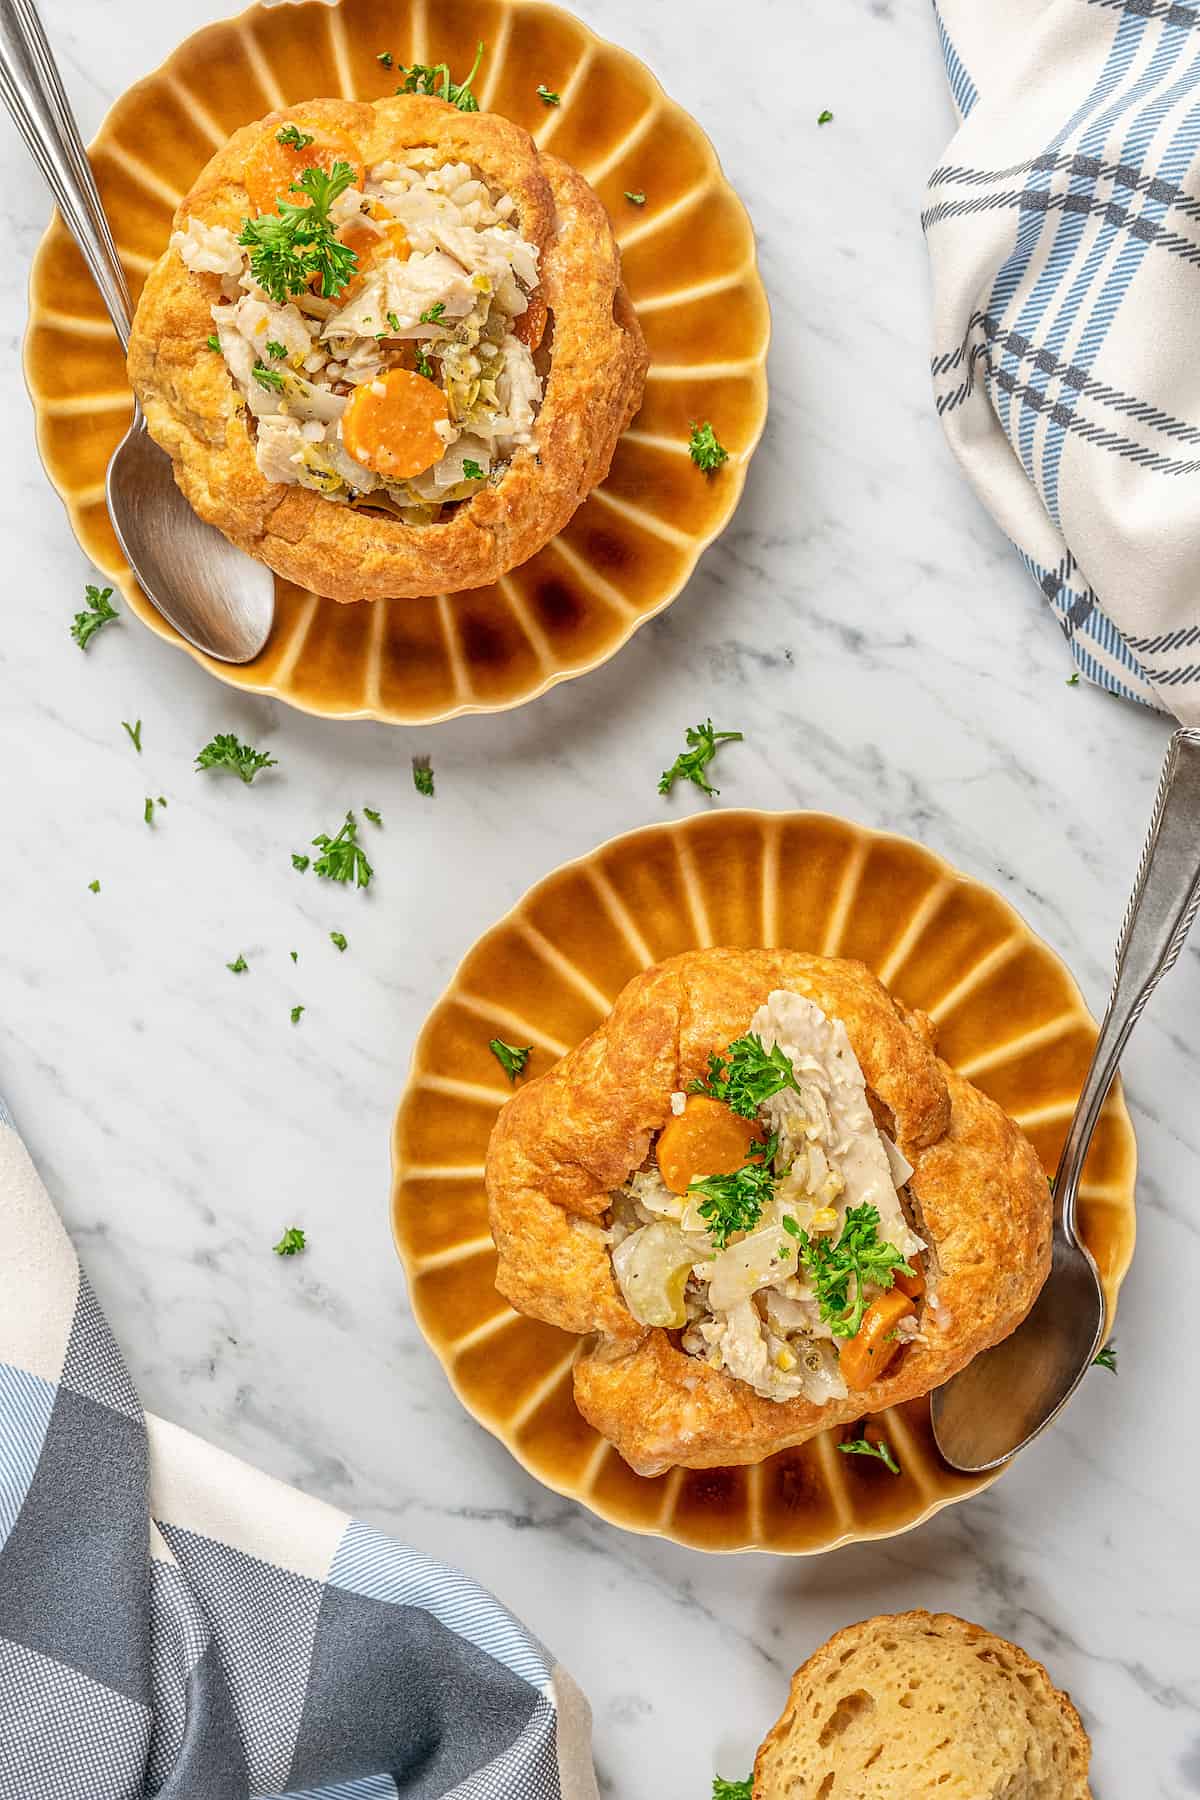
(243, 120), (365, 216)
(512, 290), (548, 351)
(839, 1289), (916, 1391)
(341, 369), (449, 482)
(656, 1094), (766, 1196)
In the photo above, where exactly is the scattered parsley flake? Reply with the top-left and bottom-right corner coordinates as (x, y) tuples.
(71, 583), (118, 650)
(122, 719), (142, 753)
(252, 361), (285, 392)
(688, 1137), (778, 1248)
(688, 420), (729, 472)
(419, 301), (446, 324)
(1093, 1341), (1118, 1372)
(386, 310), (401, 332)
(275, 123), (315, 150)
(363, 806), (383, 826)
(462, 458), (484, 481)
(837, 1434), (900, 1475)
(377, 50), (393, 67)
(659, 719), (743, 797)
(290, 949), (298, 962)
(88, 878), (100, 894)
(1067, 672), (1080, 686)
(273, 1225), (306, 1255)
(290, 1004), (305, 1024)
(415, 348), (434, 381)
(195, 733), (278, 784)
(490, 1038), (531, 1082)
(265, 339), (288, 361)
(311, 810), (373, 888)
(330, 930), (348, 952)
(537, 84), (560, 105)
(396, 41), (484, 111)
(800, 1204), (913, 1338)
(239, 161), (359, 303)
(143, 796), (156, 826)
(412, 756), (434, 798)
(712, 1778), (754, 1799)
(624, 189), (646, 205)
(817, 108), (834, 125)
(691, 1033), (801, 1118)
(227, 953), (248, 973)
(206, 332), (221, 351)
(292, 852), (310, 872)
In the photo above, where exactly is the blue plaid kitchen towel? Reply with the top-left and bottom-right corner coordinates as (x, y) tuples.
(926, 0), (1200, 717)
(0, 1096), (597, 1800)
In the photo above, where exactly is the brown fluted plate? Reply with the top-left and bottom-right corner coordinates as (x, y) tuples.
(23, 0), (768, 723)
(391, 813), (1137, 1553)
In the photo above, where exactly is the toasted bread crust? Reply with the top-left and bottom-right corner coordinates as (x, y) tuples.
(485, 949), (1052, 1475)
(127, 96), (646, 602)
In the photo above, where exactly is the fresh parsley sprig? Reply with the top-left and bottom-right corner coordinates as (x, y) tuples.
(195, 733), (278, 784)
(396, 41), (484, 111)
(691, 1033), (800, 1119)
(712, 1778), (753, 1800)
(796, 1204), (912, 1339)
(490, 1038), (531, 1082)
(311, 810), (373, 887)
(276, 123), (314, 150)
(274, 1225), (306, 1255)
(837, 1434), (900, 1475)
(239, 162), (360, 303)
(688, 421), (728, 473)
(659, 719), (743, 797)
(688, 1135), (778, 1249)
(70, 582), (118, 649)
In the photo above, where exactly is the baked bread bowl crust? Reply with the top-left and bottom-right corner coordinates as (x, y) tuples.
(485, 948), (1052, 1476)
(753, 1610), (1092, 1799)
(126, 96), (647, 603)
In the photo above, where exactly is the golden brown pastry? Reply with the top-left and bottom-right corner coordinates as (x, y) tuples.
(753, 1611), (1092, 1798)
(485, 949), (1051, 1476)
(127, 95), (646, 602)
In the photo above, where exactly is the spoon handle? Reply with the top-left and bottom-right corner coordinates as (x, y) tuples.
(1054, 727), (1200, 1233)
(0, 0), (132, 346)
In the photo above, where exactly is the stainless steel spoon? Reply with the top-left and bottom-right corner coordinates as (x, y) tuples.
(0, 0), (274, 663)
(932, 726), (1200, 1472)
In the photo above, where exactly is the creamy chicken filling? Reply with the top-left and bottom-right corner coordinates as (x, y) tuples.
(607, 990), (935, 1404)
(171, 152), (543, 521)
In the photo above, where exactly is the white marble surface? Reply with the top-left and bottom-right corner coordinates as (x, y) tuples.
(0, 0), (1196, 1794)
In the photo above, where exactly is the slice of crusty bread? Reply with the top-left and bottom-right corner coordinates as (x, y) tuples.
(754, 1611), (1092, 1799)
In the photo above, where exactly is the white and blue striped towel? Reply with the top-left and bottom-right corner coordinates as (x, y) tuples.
(928, 0), (1200, 718)
(0, 1097), (597, 1799)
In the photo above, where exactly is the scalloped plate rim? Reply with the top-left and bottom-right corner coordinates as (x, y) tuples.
(20, 0), (771, 726)
(389, 808), (1137, 1552)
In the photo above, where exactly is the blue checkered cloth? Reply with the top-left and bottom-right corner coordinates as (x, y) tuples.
(927, 0), (1200, 719)
(0, 1099), (597, 1799)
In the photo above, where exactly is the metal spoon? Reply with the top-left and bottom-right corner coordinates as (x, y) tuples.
(932, 727), (1200, 1472)
(0, 0), (274, 663)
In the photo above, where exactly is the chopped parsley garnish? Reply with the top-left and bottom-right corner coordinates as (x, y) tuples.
(239, 162), (360, 303)
(419, 301), (445, 324)
(122, 718), (142, 753)
(688, 1135), (778, 1248)
(290, 949), (298, 962)
(396, 41), (484, 110)
(292, 853), (310, 872)
(461, 458), (484, 481)
(386, 311), (401, 332)
(195, 733), (278, 784)
(712, 1777), (754, 1799)
(227, 953), (248, 973)
(290, 1004), (305, 1024)
(490, 1038), (531, 1082)
(837, 1434), (900, 1475)
(311, 810), (373, 887)
(1093, 1341), (1118, 1372)
(330, 930), (348, 952)
(624, 190), (646, 205)
(799, 1204), (913, 1338)
(688, 420), (729, 472)
(252, 361), (285, 392)
(415, 348), (435, 381)
(276, 123), (315, 150)
(1067, 672), (1080, 686)
(691, 1033), (800, 1118)
(71, 582), (118, 650)
(537, 84), (560, 105)
(817, 108), (834, 125)
(377, 50), (393, 67)
(265, 339), (288, 361)
(88, 878), (100, 894)
(658, 719), (743, 797)
(143, 796), (156, 826)
(363, 806), (383, 825)
(412, 756), (434, 797)
(273, 1225), (306, 1255)
(206, 332), (221, 351)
